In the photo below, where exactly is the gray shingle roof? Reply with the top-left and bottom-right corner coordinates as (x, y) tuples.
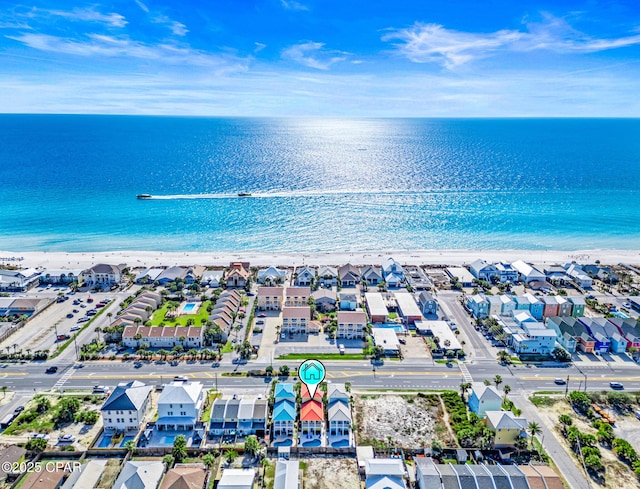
(102, 381), (152, 412)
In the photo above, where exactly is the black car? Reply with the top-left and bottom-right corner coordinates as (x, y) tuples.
(46, 366), (58, 373)
(13, 405), (25, 414)
(610, 382), (624, 390)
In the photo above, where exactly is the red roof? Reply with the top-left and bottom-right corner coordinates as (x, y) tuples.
(300, 400), (324, 421)
(300, 384), (323, 401)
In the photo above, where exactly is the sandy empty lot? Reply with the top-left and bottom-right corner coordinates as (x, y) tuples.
(302, 458), (359, 489)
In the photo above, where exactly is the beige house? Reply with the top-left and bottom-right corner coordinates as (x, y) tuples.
(257, 286), (284, 311)
(285, 286), (310, 307)
(282, 306), (311, 335)
(337, 311), (368, 339)
(226, 263), (250, 288)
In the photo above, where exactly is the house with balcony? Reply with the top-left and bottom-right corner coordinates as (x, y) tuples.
(311, 289), (337, 312)
(487, 295), (515, 316)
(382, 257), (405, 288)
(468, 383), (502, 417)
(546, 316), (578, 353)
(40, 269), (83, 285)
(485, 411), (527, 448)
(608, 318), (640, 350)
(294, 266), (316, 286)
(156, 381), (204, 431)
(469, 259), (498, 281)
(272, 383), (296, 444)
(317, 266), (338, 287)
(327, 383), (352, 447)
(416, 291), (438, 316)
(282, 306), (311, 335)
(511, 260), (546, 284)
(285, 287), (310, 307)
(568, 296), (586, 317)
(467, 294), (489, 319)
(361, 266), (383, 286)
(513, 294), (543, 319)
(101, 381), (153, 432)
(579, 318), (611, 354)
(201, 269), (224, 288)
(299, 384), (324, 446)
(511, 322), (557, 355)
(495, 262), (519, 283)
(544, 265), (571, 286)
(81, 263), (123, 287)
(258, 266), (287, 285)
(565, 264), (593, 288)
(339, 264), (360, 287)
(337, 310), (368, 340)
(257, 286), (284, 311)
(226, 262), (250, 288)
(596, 318), (628, 354)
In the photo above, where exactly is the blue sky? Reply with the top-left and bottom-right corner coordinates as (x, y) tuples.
(1, 0), (639, 115)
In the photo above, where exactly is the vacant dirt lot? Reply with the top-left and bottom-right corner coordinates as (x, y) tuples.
(356, 394), (440, 448)
(302, 458), (359, 489)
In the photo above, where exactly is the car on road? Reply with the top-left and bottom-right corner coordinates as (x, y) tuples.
(622, 302), (632, 309)
(92, 386), (110, 394)
(56, 334), (70, 341)
(610, 382), (624, 390)
(31, 433), (50, 440)
(587, 294), (595, 300)
(72, 309), (79, 313)
(133, 361), (143, 368)
(70, 326), (81, 332)
(246, 292), (255, 296)
(66, 313), (74, 318)
(174, 376), (188, 382)
(554, 378), (566, 385)
(80, 304), (86, 308)
(45, 366), (58, 373)
(13, 405), (24, 414)
(256, 320), (264, 325)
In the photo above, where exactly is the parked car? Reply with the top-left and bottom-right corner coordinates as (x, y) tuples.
(46, 366), (58, 373)
(92, 386), (109, 394)
(56, 334), (70, 341)
(399, 338), (407, 345)
(72, 309), (79, 313)
(31, 433), (50, 440)
(70, 326), (80, 332)
(256, 320), (264, 325)
(58, 434), (75, 443)
(610, 382), (624, 390)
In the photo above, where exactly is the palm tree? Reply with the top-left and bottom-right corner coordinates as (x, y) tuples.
(459, 382), (472, 403)
(528, 421), (542, 450)
(493, 374), (502, 389)
(94, 326), (101, 342)
(503, 384), (511, 399)
(107, 312), (113, 324)
(1, 386), (7, 399)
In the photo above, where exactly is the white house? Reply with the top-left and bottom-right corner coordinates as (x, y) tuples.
(156, 381), (204, 431)
(317, 266), (338, 287)
(382, 257), (405, 285)
(218, 469), (255, 489)
(337, 311), (367, 339)
(361, 266), (383, 285)
(40, 269), (83, 284)
(81, 263), (123, 287)
(0, 268), (42, 291)
(101, 380), (153, 432)
(511, 260), (546, 284)
(282, 306), (311, 335)
(294, 266), (316, 286)
(274, 460), (299, 489)
(112, 461), (164, 489)
(122, 326), (204, 349)
(201, 270), (224, 288)
(565, 264), (594, 288)
(258, 266), (287, 284)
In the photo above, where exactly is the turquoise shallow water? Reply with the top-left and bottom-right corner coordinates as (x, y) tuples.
(0, 116), (638, 252)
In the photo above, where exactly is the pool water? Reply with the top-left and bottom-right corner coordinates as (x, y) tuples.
(160, 435), (175, 445)
(97, 437), (112, 448)
(182, 303), (197, 313)
(120, 436), (135, 447)
(377, 323), (406, 333)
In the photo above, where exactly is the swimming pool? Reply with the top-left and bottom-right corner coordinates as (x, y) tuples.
(159, 435), (175, 445)
(377, 323), (406, 333)
(120, 436), (136, 447)
(182, 303), (197, 314)
(97, 436), (112, 448)
(611, 311), (629, 319)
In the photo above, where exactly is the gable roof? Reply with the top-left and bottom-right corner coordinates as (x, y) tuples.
(328, 402), (351, 422)
(274, 460), (299, 489)
(486, 410), (528, 431)
(318, 266), (338, 278)
(272, 400), (296, 421)
(338, 263), (360, 281)
(300, 400), (324, 422)
(113, 461), (164, 489)
(159, 465), (207, 489)
(158, 381), (203, 405)
(274, 383), (295, 400)
(471, 382), (502, 403)
(102, 381), (152, 412)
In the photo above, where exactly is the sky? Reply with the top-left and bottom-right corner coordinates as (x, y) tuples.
(1, 0), (640, 116)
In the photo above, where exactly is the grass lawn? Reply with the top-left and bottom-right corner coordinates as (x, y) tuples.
(200, 391), (221, 423)
(221, 341), (233, 354)
(150, 300), (212, 326)
(277, 353), (365, 360)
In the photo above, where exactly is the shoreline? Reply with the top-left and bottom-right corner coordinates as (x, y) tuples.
(2, 249), (639, 270)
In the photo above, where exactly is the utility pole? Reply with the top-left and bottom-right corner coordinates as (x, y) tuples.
(565, 375), (570, 397)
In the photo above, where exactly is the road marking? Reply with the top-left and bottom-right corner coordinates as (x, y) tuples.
(458, 363), (473, 384)
(52, 367), (76, 391)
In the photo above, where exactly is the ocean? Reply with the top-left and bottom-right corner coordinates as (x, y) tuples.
(0, 115), (639, 252)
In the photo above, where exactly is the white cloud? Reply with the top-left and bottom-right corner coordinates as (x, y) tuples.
(152, 15), (188, 36)
(280, 0), (308, 11)
(44, 7), (127, 28)
(384, 15), (640, 69)
(282, 41), (347, 70)
(5, 32), (247, 70)
(134, 0), (150, 13)
(254, 42), (267, 53)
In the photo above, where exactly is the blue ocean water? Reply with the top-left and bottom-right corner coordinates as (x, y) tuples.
(0, 115), (639, 252)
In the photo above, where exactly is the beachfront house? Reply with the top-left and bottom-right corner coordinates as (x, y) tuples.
(339, 264), (360, 287)
(469, 259), (498, 281)
(156, 266), (187, 285)
(281, 306), (311, 335)
(382, 257), (405, 287)
(112, 461), (164, 489)
(81, 263), (123, 287)
(201, 269), (224, 288)
(544, 265), (571, 285)
(101, 380), (153, 432)
(485, 411), (528, 448)
(285, 286), (310, 307)
(318, 266), (338, 287)
(511, 260), (546, 284)
(258, 266), (287, 285)
(565, 264), (593, 288)
(579, 318), (611, 354)
(226, 262), (250, 288)
(299, 384), (324, 445)
(294, 266), (316, 286)
(361, 265), (383, 286)
(495, 262), (519, 283)
(467, 294), (489, 319)
(39, 269), (83, 285)
(257, 286), (284, 311)
(468, 383), (502, 417)
(337, 310), (368, 339)
(417, 291), (438, 316)
(156, 381), (204, 431)
(446, 267), (475, 287)
(311, 289), (337, 312)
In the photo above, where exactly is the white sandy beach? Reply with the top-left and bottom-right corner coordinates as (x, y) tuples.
(2, 249), (639, 270)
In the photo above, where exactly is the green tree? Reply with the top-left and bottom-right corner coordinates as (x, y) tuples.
(1, 386), (6, 399)
(124, 440), (136, 455)
(493, 374), (502, 389)
(162, 454), (175, 468)
(527, 422), (542, 450)
(244, 435), (259, 457)
(279, 365), (290, 377)
(224, 449), (238, 466)
(202, 453), (216, 469)
(503, 384), (511, 398)
(26, 438), (48, 452)
(584, 454), (603, 471)
(56, 397), (81, 423)
(265, 365), (274, 376)
(459, 382), (472, 403)
(34, 394), (51, 413)
(172, 434), (188, 462)
(552, 347), (571, 362)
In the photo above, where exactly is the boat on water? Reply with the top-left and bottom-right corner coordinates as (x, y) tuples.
(237, 192), (252, 197)
(136, 194), (152, 199)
